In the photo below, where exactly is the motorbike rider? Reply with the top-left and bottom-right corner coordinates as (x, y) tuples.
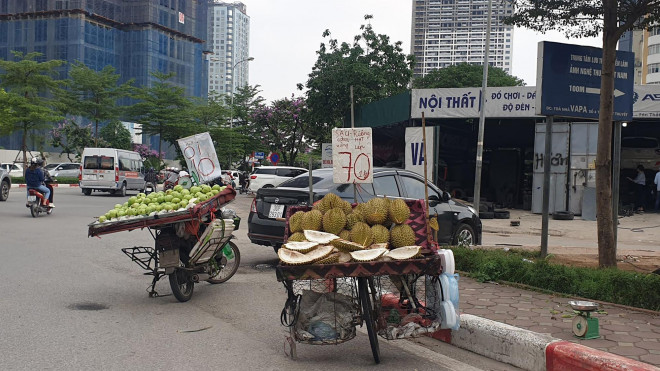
(25, 158), (54, 208)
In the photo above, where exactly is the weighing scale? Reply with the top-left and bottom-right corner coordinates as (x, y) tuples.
(569, 300), (600, 340)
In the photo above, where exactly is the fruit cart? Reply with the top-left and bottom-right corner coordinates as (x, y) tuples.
(88, 187), (241, 302)
(276, 199), (458, 364)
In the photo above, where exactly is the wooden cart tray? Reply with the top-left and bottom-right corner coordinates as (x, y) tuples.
(88, 187), (236, 237)
(276, 256), (443, 281)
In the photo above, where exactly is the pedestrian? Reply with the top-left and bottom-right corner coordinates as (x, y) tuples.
(654, 165), (660, 212)
(627, 164), (646, 212)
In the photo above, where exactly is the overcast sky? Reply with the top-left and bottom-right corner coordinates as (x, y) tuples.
(239, 0), (602, 103)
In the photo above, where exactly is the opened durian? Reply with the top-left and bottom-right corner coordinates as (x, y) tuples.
(331, 238), (366, 252)
(278, 245), (334, 265)
(304, 230), (340, 244)
(282, 241), (319, 253)
(385, 245), (421, 260)
(350, 248), (388, 262)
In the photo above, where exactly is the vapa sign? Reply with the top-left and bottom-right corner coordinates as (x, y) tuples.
(405, 127), (434, 179)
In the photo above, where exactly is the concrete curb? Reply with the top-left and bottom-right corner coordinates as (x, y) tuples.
(16, 183), (79, 188)
(429, 314), (659, 371)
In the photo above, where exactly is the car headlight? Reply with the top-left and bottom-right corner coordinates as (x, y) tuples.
(467, 206), (477, 215)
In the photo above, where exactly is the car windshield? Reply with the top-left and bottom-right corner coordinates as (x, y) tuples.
(254, 168), (277, 175)
(278, 176), (324, 188)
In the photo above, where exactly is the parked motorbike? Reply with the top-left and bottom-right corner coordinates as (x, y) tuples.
(26, 187), (53, 217)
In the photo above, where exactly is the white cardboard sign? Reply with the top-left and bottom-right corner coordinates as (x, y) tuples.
(177, 132), (223, 184)
(331, 128), (373, 184)
(321, 143), (333, 168)
(405, 127), (434, 179)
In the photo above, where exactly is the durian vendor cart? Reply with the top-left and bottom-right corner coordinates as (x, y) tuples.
(88, 187), (241, 302)
(276, 200), (458, 364)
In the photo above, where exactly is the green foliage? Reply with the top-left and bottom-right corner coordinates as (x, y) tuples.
(228, 85), (269, 170)
(451, 247), (660, 311)
(57, 62), (133, 146)
(129, 72), (198, 157)
(299, 15), (414, 142)
(250, 96), (312, 166)
(11, 176), (79, 184)
(100, 121), (132, 150)
(50, 120), (97, 161)
(0, 51), (65, 169)
(412, 63), (525, 88)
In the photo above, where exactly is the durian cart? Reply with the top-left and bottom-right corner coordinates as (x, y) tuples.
(276, 199), (458, 364)
(88, 187), (241, 302)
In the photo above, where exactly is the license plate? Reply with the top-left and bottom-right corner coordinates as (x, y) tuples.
(268, 204), (285, 219)
(27, 195), (36, 202)
(83, 174), (96, 180)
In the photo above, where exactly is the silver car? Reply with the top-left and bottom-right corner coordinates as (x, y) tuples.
(0, 168), (11, 201)
(48, 163), (81, 178)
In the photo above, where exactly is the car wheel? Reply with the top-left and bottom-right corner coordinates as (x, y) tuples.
(453, 223), (476, 247)
(82, 188), (92, 196)
(553, 211), (575, 220)
(118, 182), (127, 197)
(494, 210), (510, 219)
(263, 184), (274, 188)
(479, 211), (494, 219)
(0, 180), (9, 201)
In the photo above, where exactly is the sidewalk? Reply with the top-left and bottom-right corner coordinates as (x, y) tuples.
(458, 275), (660, 366)
(453, 209), (660, 367)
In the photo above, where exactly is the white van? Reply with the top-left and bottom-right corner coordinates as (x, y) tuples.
(79, 148), (146, 196)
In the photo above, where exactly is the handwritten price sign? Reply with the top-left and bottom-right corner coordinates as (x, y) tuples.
(331, 128), (373, 184)
(177, 132), (223, 185)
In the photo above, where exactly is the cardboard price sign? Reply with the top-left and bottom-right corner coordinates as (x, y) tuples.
(331, 128), (373, 184)
(177, 132), (223, 185)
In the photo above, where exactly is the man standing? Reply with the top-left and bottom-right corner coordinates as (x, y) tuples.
(654, 165), (660, 212)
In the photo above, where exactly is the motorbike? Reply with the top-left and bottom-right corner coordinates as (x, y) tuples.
(144, 181), (156, 195)
(26, 185), (54, 218)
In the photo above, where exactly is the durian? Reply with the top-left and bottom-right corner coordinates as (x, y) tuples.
(322, 208), (347, 235)
(350, 222), (374, 246)
(289, 211), (305, 233)
(300, 209), (323, 231)
(390, 224), (416, 248)
(371, 224), (390, 244)
(389, 199), (411, 224)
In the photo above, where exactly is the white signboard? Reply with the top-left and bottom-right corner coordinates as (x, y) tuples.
(177, 132), (222, 185)
(633, 85), (660, 119)
(405, 127), (434, 179)
(321, 143), (333, 168)
(411, 87), (539, 118)
(331, 128), (373, 184)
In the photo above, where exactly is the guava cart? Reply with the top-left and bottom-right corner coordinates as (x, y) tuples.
(88, 187), (241, 302)
(276, 200), (453, 364)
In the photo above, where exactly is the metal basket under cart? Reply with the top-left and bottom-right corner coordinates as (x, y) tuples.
(276, 256), (444, 364)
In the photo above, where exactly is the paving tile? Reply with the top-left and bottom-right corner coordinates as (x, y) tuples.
(636, 331), (660, 340)
(639, 353), (660, 366)
(485, 313), (516, 321)
(602, 324), (637, 332)
(527, 325), (554, 334)
(571, 338), (618, 349)
(607, 346), (648, 357)
(605, 334), (642, 342)
(636, 341), (660, 351)
(465, 308), (493, 316)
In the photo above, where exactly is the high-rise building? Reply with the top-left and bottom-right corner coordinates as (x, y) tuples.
(619, 29), (646, 85)
(411, 0), (514, 78)
(206, 1), (250, 98)
(0, 0), (208, 152)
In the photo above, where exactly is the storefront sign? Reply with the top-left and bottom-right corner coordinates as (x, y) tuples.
(405, 127), (434, 179)
(411, 87), (539, 118)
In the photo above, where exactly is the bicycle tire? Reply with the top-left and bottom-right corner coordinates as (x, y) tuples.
(358, 277), (380, 364)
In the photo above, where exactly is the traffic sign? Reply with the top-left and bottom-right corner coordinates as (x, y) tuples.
(269, 153), (280, 165)
(536, 41), (634, 121)
(254, 152), (265, 159)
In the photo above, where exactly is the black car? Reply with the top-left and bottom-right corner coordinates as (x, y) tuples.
(247, 168), (481, 252)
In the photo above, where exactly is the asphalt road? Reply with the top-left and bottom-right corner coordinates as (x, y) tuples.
(0, 187), (516, 371)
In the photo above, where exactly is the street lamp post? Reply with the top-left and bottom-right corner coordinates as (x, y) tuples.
(228, 56), (254, 169)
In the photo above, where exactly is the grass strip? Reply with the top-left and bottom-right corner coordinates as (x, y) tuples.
(451, 246), (660, 311)
(11, 176), (79, 184)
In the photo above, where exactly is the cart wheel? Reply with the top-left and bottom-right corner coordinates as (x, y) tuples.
(358, 277), (380, 364)
(169, 267), (194, 302)
(207, 241), (240, 284)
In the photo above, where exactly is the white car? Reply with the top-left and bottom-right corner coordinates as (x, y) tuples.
(48, 162), (82, 178)
(248, 166), (307, 193)
(0, 163), (24, 177)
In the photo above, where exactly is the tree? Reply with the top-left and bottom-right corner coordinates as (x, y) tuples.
(50, 119), (97, 161)
(100, 121), (132, 150)
(504, 1), (660, 268)
(412, 63), (525, 88)
(231, 84), (268, 170)
(298, 15), (414, 142)
(58, 62), (133, 146)
(0, 51), (64, 173)
(129, 72), (197, 158)
(250, 96), (313, 166)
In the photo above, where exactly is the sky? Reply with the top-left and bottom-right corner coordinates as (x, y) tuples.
(239, 0), (603, 103)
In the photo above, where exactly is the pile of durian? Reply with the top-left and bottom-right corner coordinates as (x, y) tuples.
(278, 193), (423, 265)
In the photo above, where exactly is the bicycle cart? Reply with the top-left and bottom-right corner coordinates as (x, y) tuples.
(275, 200), (458, 364)
(88, 187), (241, 302)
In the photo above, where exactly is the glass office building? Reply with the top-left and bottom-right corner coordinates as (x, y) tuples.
(0, 0), (209, 153)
